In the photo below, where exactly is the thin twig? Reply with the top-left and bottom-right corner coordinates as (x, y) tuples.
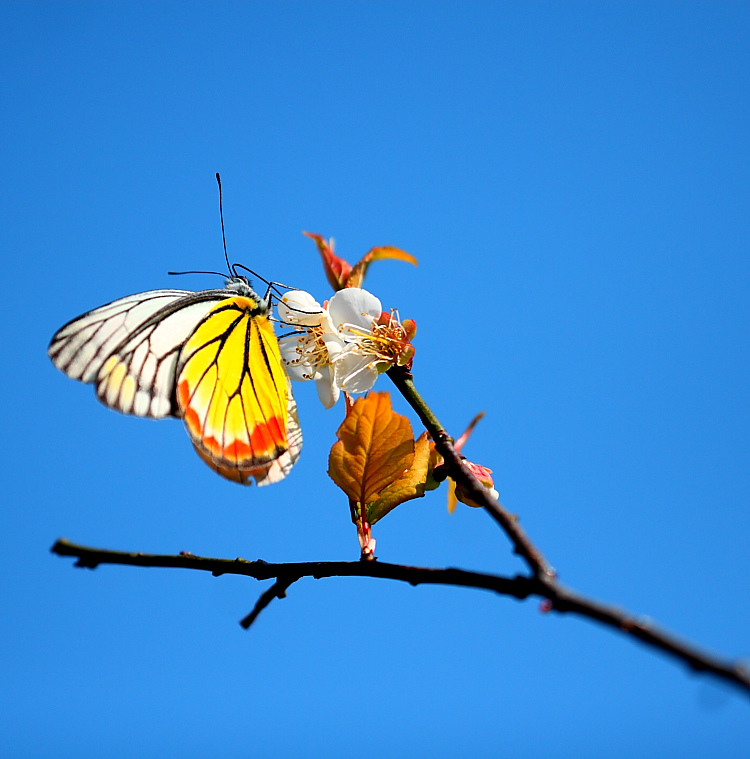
(387, 367), (556, 578)
(51, 539), (750, 698)
(240, 576), (300, 630)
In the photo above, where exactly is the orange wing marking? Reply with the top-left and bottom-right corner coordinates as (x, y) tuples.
(176, 297), (291, 472)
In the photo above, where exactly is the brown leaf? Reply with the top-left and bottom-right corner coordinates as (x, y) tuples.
(328, 392), (415, 507)
(367, 432), (434, 524)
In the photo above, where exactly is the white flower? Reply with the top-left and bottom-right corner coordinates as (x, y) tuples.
(277, 287), (412, 406)
(277, 290), (343, 409)
(327, 288), (385, 394)
(276, 289), (327, 327)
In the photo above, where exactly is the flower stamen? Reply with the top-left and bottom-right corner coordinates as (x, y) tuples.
(284, 326), (332, 379)
(336, 310), (415, 369)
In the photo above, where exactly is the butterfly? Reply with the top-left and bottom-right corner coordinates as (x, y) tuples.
(48, 268), (302, 486)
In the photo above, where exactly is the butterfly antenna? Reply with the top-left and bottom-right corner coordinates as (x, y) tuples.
(233, 264), (296, 295)
(216, 172), (232, 275)
(168, 270), (226, 278)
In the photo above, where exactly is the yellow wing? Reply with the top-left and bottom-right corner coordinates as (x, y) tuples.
(175, 296), (302, 485)
(193, 392), (302, 486)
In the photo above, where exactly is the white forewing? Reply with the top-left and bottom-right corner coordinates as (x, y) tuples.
(49, 289), (226, 419)
(49, 290), (192, 383)
(94, 298), (223, 418)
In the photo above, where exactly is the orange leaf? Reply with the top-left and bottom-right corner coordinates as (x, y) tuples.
(348, 246), (418, 288)
(328, 392), (415, 507)
(367, 432), (434, 524)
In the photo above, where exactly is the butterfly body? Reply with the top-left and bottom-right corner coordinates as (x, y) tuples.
(49, 275), (302, 486)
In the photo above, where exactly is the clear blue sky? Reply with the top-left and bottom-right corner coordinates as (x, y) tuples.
(2, 2), (749, 756)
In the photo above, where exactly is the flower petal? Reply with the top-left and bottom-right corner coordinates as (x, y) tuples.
(315, 366), (340, 408)
(322, 332), (345, 359)
(278, 290), (325, 326)
(328, 288), (382, 331)
(333, 349), (380, 394)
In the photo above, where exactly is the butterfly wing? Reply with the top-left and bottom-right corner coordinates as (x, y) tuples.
(50, 290), (191, 381)
(193, 390), (303, 486)
(176, 295), (301, 484)
(49, 289), (230, 418)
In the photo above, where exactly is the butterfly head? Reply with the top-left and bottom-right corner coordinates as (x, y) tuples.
(226, 273), (271, 312)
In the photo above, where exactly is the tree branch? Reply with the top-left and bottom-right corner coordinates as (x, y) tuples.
(51, 538), (750, 698)
(387, 367), (556, 578)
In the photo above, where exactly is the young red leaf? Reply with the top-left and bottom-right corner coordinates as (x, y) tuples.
(303, 231), (352, 291)
(348, 246), (418, 288)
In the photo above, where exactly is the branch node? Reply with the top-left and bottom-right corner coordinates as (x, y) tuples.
(431, 464), (450, 483)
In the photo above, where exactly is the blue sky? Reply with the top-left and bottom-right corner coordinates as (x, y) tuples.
(2, 2), (749, 756)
